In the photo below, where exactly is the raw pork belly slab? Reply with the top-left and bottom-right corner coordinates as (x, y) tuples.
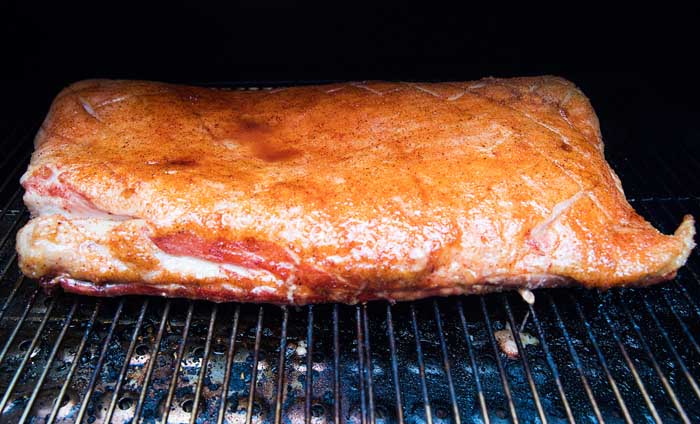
(16, 77), (695, 304)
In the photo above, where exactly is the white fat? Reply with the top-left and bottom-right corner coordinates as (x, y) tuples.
(284, 247), (301, 265)
(36, 237), (130, 275)
(408, 247), (426, 260)
(251, 286), (278, 295)
(151, 252), (282, 285)
(220, 283), (244, 293)
(24, 174), (132, 221)
(494, 323), (539, 359)
(286, 284), (297, 303)
(152, 251), (226, 279)
(351, 83), (384, 96)
(24, 190), (73, 217)
(95, 94), (131, 108)
(518, 289), (535, 305)
(530, 191), (585, 239)
(77, 219), (124, 233)
(325, 255), (347, 265)
(20, 215), (284, 289)
(296, 340), (307, 356)
(519, 174), (542, 191)
(78, 97), (101, 121)
(586, 192), (613, 220)
(161, 246), (285, 284)
(408, 245), (431, 272)
(322, 86), (343, 93)
(412, 84), (442, 98)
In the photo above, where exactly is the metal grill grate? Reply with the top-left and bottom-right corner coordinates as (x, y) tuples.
(1, 106), (700, 424)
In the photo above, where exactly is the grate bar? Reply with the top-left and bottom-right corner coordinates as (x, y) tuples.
(305, 305), (314, 424)
(0, 273), (24, 323)
(456, 301), (490, 424)
(502, 296), (548, 424)
(672, 275), (700, 319)
(0, 295), (57, 414)
(162, 302), (195, 424)
(614, 294), (691, 422)
(678, 261), (700, 306)
(409, 303), (433, 424)
(18, 299), (78, 424)
(0, 122), (22, 160)
(274, 306), (289, 424)
(524, 301), (575, 422)
(0, 189), (24, 286)
(191, 304), (217, 424)
(621, 152), (689, 218)
(0, 250), (19, 285)
(569, 295), (633, 423)
(632, 198), (700, 318)
(0, 213), (26, 254)
(546, 295), (605, 423)
(104, 299), (149, 424)
(641, 296), (700, 400)
(355, 306), (369, 424)
(333, 304), (341, 424)
(624, 156), (700, 291)
(0, 187), (22, 218)
(593, 296), (662, 423)
(385, 304), (406, 424)
(0, 150), (31, 196)
(662, 292), (700, 356)
(361, 304), (376, 424)
(644, 148), (690, 194)
(432, 300), (462, 424)
(46, 302), (102, 424)
(0, 126), (32, 171)
(650, 201), (700, 317)
(0, 144), (25, 177)
(480, 297), (519, 424)
(134, 300), (172, 423)
(75, 298), (125, 423)
(0, 286), (40, 366)
(245, 306), (265, 424)
(217, 305), (241, 424)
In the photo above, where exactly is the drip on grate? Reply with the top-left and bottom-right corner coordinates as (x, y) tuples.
(1, 107), (700, 424)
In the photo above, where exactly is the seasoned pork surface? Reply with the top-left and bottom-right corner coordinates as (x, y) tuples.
(16, 77), (695, 304)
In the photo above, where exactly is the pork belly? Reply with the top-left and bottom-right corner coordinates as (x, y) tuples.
(16, 77), (695, 304)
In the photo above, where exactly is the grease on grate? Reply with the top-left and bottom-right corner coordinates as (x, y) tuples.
(494, 323), (539, 359)
(518, 288), (535, 305)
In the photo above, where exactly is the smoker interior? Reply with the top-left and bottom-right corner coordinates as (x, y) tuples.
(1, 97), (700, 424)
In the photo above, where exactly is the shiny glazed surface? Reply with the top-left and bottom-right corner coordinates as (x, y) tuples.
(16, 77), (695, 303)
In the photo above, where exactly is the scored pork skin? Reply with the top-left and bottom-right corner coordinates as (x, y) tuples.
(16, 77), (695, 304)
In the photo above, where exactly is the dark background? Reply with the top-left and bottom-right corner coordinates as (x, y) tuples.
(2, 2), (699, 196)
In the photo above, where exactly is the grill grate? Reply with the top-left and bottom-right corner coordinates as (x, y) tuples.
(1, 105), (700, 424)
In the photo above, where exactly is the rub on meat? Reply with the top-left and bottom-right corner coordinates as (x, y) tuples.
(16, 77), (695, 304)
